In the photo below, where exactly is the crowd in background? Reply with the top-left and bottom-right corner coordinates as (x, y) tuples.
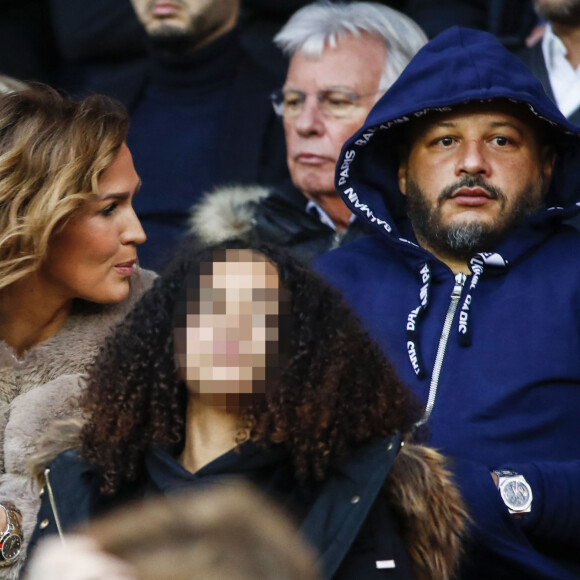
(0, 0), (579, 579)
(0, 0), (539, 93)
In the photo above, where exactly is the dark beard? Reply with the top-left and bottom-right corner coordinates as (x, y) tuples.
(148, 26), (198, 54)
(533, 0), (580, 25)
(405, 176), (543, 261)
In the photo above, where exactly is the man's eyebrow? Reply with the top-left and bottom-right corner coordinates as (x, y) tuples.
(488, 120), (524, 134)
(434, 120), (456, 128)
(283, 85), (355, 93)
(429, 120), (525, 133)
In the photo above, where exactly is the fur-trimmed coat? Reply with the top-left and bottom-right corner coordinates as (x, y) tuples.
(189, 181), (372, 263)
(0, 267), (155, 579)
(29, 420), (469, 580)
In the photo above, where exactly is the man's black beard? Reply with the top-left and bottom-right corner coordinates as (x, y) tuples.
(405, 176), (543, 261)
(148, 25), (201, 55)
(533, 0), (580, 25)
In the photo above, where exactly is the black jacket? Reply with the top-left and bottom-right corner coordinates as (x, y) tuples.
(190, 181), (373, 264)
(249, 182), (373, 263)
(29, 435), (415, 580)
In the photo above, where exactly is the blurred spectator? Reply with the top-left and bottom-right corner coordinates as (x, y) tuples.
(0, 0), (59, 85)
(406, 0), (537, 48)
(25, 484), (320, 580)
(91, 0), (288, 272)
(49, 0), (148, 94)
(190, 1), (427, 262)
(0, 1), (537, 96)
(517, 0), (580, 125)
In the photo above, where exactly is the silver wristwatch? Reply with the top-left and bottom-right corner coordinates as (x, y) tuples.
(493, 470), (533, 517)
(0, 504), (23, 566)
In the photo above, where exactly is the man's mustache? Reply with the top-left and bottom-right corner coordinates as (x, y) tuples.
(438, 176), (506, 202)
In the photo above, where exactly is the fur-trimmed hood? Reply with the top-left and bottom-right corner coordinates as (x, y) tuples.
(188, 182), (373, 263)
(188, 184), (270, 245)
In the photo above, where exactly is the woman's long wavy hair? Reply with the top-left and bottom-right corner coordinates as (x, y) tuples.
(0, 83), (129, 289)
(80, 241), (419, 494)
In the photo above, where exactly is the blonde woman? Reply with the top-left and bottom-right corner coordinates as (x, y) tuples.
(0, 84), (153, 578)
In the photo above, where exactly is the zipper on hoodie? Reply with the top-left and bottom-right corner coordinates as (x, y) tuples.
(43, 467), (67, 545)
(415, 272), (466, 428)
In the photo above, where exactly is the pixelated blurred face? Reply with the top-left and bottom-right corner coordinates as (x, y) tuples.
(129, 0), (239, 48)
(174, 250), (282, 409)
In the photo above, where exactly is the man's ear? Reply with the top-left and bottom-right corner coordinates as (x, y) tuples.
(398, 161), (408, 195)
(541, 146), (556, 191)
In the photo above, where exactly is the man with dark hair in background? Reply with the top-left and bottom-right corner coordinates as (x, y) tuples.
(94, 0), (288, 271)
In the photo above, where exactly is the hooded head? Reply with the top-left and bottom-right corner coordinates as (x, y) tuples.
(335, 26), (580, 263)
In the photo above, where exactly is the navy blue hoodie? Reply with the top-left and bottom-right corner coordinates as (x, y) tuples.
(317, 27), (580, 579)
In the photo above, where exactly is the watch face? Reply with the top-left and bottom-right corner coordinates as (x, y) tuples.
(501, 479), (531, 509)
(1, 535), (21, 560)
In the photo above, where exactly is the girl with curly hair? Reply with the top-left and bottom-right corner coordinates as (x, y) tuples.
(30, 241), (467, 580)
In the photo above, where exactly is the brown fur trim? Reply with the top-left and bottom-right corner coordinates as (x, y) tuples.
(385, 443), (470, 579)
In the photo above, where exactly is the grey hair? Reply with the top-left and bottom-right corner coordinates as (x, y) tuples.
(274, 1), (427, 91)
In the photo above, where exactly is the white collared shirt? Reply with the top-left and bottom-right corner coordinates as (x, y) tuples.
(305, 200), (355, 231)
(542, 23), (580, 118)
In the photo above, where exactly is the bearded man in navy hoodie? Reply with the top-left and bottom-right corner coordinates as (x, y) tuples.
(316, 26), (580, 579)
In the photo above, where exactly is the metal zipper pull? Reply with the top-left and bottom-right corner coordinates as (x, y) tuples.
(414, 273), (466, 429)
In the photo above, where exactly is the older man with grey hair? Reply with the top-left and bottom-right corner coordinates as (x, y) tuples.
(190, 1), (426, 263)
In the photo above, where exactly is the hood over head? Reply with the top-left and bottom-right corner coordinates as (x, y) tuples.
(335, 26), (580, 247)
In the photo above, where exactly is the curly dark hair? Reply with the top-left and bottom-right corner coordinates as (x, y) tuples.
(80, 240), (419, 494)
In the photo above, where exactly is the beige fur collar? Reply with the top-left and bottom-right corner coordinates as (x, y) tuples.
(188, 184), (270, 244)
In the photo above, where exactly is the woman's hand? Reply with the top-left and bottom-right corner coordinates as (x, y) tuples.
(0, 503), (22, 531)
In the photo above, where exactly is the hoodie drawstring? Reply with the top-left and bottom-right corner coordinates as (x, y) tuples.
(406, 263), (431, 378)
(407, 253), (508, 378)
(458, 252), (507, 347)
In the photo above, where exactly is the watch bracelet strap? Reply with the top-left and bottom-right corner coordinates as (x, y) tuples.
(0, 503), (23, 565)
(492, 469), (519, 480)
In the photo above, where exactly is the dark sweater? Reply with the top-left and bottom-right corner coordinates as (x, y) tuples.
(104, 29), (288, 272)
(129, 33), (238, 271)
